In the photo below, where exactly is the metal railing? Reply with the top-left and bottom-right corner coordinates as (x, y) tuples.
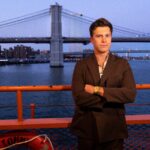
(0, 84), (149, 130)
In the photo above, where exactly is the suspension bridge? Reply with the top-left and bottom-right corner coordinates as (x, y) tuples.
(0, 4), (150, 66)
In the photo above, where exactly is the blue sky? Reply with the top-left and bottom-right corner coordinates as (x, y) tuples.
(0, 0), (150, 52)
(0, 0), (150, 33)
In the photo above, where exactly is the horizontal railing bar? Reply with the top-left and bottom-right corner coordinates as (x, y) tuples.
(136, 84), (150, 89)
(0, 114), (149, 130)
(0, 118), (72, 130)
(0, 84), (149, 92)
(126, 114), (150, 124)
(0, 103), (150, 108)
(0, 85), (71, 91)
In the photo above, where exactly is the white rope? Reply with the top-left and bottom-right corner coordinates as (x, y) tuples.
(0, 134), (54, 150)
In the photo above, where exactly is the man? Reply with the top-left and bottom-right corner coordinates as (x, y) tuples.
(70, 18), (136, 150)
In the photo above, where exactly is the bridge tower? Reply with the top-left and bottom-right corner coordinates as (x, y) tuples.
(50, 4), (63, 67)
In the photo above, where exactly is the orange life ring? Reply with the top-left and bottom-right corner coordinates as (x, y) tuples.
(0, 131), (54, 150)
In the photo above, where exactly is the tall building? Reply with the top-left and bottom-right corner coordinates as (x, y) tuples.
(13, 45), (33, 59)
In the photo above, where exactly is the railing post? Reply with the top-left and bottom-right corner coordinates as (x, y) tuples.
(30, 103), (36, 118)
(16, 90), (23, 121)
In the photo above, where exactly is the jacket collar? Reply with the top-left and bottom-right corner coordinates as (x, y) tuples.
(86, 53), (116, 86)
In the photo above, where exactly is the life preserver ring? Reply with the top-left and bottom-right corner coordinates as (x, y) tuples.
(0, 131), (54, 150)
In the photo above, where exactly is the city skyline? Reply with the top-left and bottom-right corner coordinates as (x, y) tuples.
(0, 44), (149, 62)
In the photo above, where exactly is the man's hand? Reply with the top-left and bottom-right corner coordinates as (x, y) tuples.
(84, 84), (104, 96)
(84, 84), (94, 94)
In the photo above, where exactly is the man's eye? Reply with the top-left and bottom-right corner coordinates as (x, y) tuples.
(106, 34), (110, 37)
(96, 35), (102, 37)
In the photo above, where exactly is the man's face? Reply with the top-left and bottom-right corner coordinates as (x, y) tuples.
(90, 26), (112, 54)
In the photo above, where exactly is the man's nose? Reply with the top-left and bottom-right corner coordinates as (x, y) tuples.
(102, 36), (106, 42)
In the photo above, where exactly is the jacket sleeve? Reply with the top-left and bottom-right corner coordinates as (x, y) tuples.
(72, 61), (104, 108)
(103, 61), (136, 104)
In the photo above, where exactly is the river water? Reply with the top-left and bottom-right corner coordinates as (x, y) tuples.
(0, 61), (149, 119)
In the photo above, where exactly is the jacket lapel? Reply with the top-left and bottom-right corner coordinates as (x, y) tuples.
(86, 54), (100, 85)
(100, 53), (116, 86)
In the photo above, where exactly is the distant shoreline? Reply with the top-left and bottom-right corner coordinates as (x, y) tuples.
(0, 58), (149, 66)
